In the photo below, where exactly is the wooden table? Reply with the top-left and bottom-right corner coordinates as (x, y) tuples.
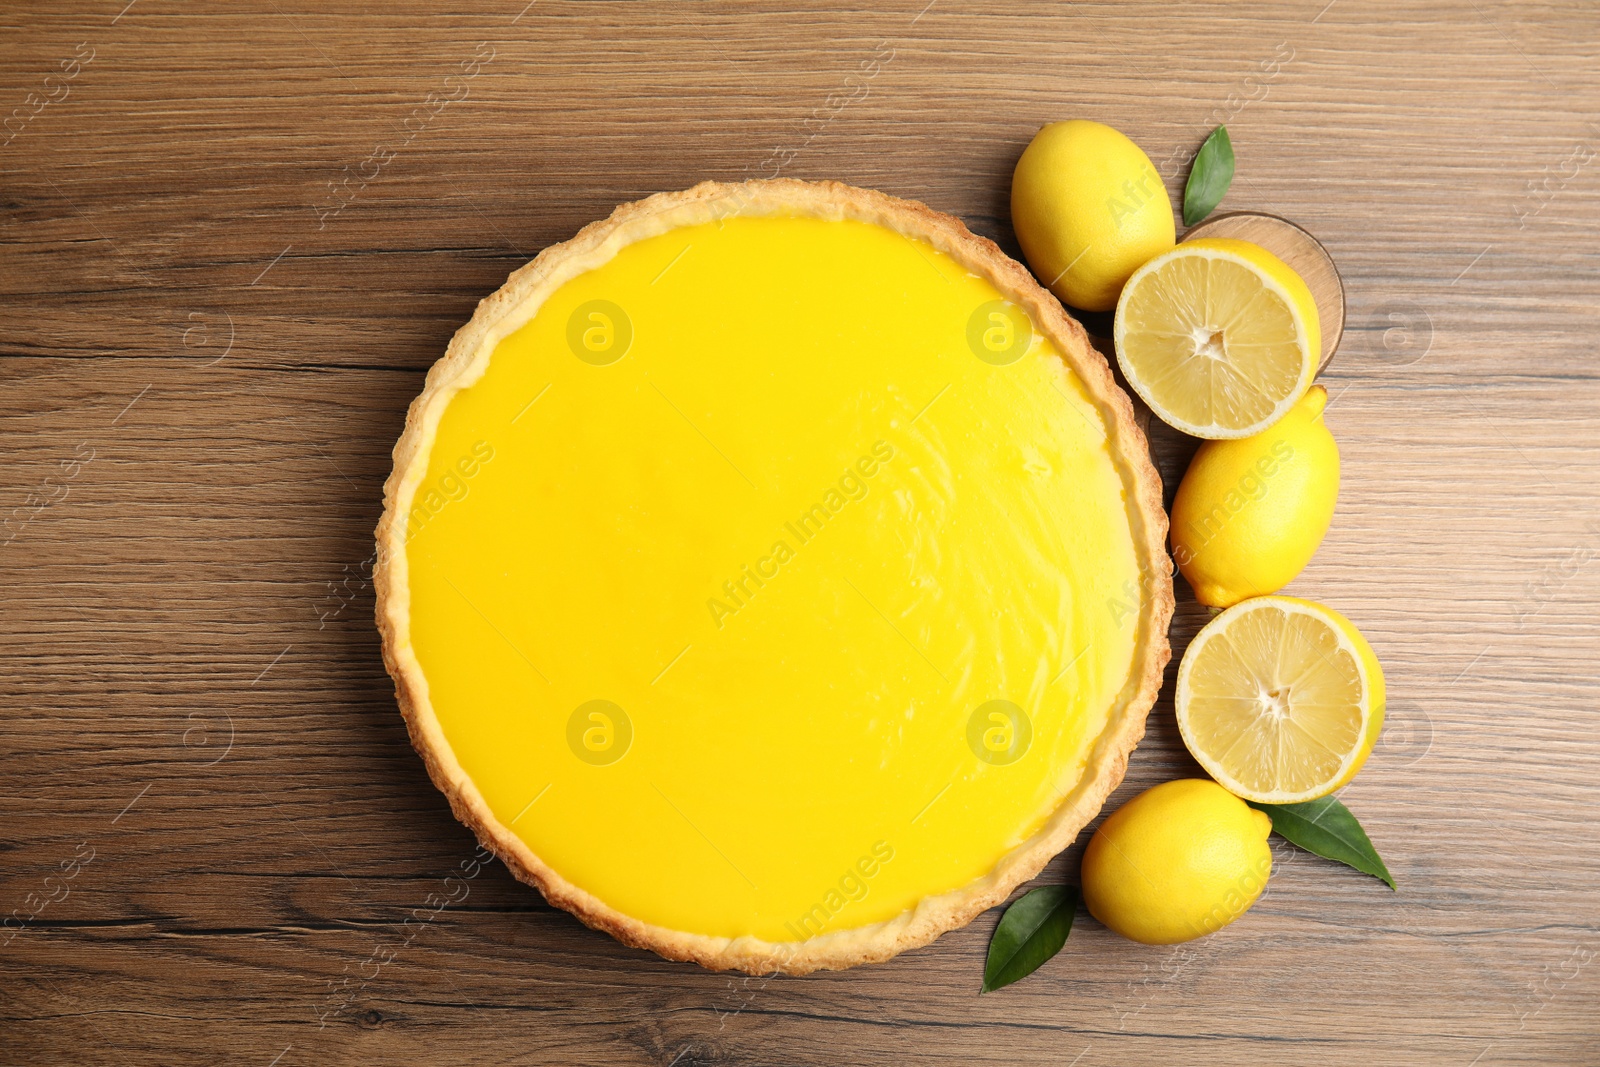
(4, 2), (1597, 1063)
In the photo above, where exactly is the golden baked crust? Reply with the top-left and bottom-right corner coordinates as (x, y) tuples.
(373, 179), (1174, 975)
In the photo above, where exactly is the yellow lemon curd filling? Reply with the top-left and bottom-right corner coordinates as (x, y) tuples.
(405, 215), (1141, 943)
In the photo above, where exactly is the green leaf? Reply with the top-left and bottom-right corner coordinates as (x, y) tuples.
(981, 884), (1076, 993)
(1183, 125), (1235, 226)
(1248, 796), (1396, 889)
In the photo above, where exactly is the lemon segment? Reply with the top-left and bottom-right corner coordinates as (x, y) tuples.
(1114, 238), (1318, 439)
(1176, 595), (1385, 803)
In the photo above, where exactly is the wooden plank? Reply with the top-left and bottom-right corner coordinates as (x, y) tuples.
(3, 1), (1599, 1064)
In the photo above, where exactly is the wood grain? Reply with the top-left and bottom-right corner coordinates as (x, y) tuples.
(3, 1), (1599, 1064)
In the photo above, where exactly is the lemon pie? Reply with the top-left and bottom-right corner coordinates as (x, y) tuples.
(375, 180), (1173, 974)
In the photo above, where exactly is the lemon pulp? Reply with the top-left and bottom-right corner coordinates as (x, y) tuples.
(404, 215), (1144, 942)
(1115, 238), (1318, 439)
(1176, 596), (1383, 803)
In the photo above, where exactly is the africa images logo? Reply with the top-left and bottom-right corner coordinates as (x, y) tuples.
(705, 440), (897, 629)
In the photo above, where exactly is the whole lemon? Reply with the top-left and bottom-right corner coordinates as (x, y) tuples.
(1170, 385), (1339, 608)
(1081, 779), (1273, 945)
(1011, 120), (1175, 312)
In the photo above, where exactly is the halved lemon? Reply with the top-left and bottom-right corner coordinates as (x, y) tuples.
(1114, 238), (1319, 439)
(1175, 595), (1385, 803)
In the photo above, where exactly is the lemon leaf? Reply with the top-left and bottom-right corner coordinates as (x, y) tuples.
(981, 885), (1076, 993)
(1183, 125), (1234, 226)
(1247, 796), (1396, 889)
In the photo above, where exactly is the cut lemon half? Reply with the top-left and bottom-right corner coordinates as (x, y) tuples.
(1175, 596), (1385, 804)
(1114, 238), (1319, 439)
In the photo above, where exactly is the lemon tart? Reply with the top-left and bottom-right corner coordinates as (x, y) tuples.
(375, 179), (1173, 974)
